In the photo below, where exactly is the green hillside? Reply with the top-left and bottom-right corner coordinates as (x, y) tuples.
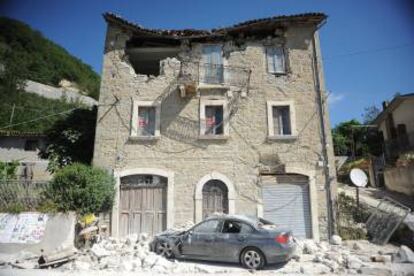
(0, 17), (100, 133)
(0, 17), (100, 99)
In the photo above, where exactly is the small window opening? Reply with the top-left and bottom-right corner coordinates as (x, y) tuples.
(272, 106), (291, 135)
(138, 106), (156, 136)
(205, 105), (224, 135)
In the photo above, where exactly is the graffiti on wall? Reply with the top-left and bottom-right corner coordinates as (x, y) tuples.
(0, 213), (48, 244)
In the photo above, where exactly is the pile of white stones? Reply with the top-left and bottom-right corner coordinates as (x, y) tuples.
(280, 236), (414, 275)
(3, 229), (414, 275)
(60, 233), (179, 273)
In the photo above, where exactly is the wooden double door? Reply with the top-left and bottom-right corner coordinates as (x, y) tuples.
(119, 175), (167, 237)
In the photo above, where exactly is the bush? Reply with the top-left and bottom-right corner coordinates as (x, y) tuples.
(45, 163), (115, 215)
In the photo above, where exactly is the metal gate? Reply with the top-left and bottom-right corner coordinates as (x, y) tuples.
(202, 180), (228, 218)
(262, 175), (312, 238)
(119, 175), (167, 237)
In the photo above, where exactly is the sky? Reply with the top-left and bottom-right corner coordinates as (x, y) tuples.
(1, 0), (414, 126)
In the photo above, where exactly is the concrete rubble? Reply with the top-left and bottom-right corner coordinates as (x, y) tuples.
(1, 233), (414, 275)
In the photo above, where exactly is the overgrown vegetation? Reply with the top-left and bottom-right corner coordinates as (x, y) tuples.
(0, 17), (100, 99)
(0, 90), (82, 133)
(336, 192), (371, 240)
(40, 108), (97, 172)
(0, 17), (100, 133)
(0, 160), (19, 180)
(332, 119), (382, 157)
(44, 163), (115, 215)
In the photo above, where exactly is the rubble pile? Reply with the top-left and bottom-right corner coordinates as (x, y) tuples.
(280, 238), (414, 275)
(1, 232), (414, 275)
(57, 233), (244, 274)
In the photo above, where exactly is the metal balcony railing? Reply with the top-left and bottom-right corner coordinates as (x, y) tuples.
(179, 61), (251, 88)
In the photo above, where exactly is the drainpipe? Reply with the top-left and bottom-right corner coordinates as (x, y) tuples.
(311, 19), (336, 240)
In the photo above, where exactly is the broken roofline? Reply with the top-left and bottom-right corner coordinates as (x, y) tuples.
(103, 12), (327, 39)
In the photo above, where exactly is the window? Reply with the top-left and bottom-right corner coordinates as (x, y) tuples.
(205, 105), (223, 135)
(201, 45), (224, 84)
(192, 219), (219, 233)
(266, 47), (286, 74)
(200, 99), (229, 138)
(267, 101), (297, 139)
(273, 106), (291, 135)
(221, 220), (253, 234)
(24, 140), (38, 151)
(131, 101), (161, 138)
(138, 106), (156, 136)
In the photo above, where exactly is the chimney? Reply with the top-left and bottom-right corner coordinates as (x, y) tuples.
(382, 101), (388, 110)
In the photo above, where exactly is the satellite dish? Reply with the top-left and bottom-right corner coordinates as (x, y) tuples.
(350, 168), (368, 187)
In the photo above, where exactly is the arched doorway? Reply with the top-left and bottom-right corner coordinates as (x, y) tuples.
(119, 174), (167, 237)
(202, 180), (228, 218)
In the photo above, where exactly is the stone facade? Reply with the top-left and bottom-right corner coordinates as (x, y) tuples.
(93, 15), (337, 240)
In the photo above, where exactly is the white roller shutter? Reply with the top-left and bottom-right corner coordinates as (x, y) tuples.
(262, 175), (312, 238)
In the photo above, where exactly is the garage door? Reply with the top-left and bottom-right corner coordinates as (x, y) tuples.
(119, 175), (167, 237)
(262, 175), (312, 238)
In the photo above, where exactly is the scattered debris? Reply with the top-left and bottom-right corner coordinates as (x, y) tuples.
(38, 248), (78, 269)
(395, 245), (414, 263)
(330, 235), (343, 245)
(2, 232), (414, 275)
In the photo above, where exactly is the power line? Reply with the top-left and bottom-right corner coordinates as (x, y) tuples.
(0, 108), (79, 130)
(323, 42), (414, 61)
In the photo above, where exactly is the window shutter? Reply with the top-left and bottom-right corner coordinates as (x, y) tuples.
(272, 106), (281, 135)
(274, 47), (285, 74)
(281, 107), (291, 135)
(267, 48), (276, 73)
(205, 106), (215, 135)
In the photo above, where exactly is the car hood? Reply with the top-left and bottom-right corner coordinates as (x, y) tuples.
(155, 228), (186, 238)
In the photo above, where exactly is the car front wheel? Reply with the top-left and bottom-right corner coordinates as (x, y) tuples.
(155, 240), (174, 258)
(241, 248), (265, 270)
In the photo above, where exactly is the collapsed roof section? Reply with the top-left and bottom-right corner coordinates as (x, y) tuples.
(104, 12), (326, 76)
(103, 12), (327, 43)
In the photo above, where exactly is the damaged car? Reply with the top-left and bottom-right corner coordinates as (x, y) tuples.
(151, 215), (296, 270)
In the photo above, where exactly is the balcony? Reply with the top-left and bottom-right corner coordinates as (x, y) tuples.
(179, 61), (251, 89)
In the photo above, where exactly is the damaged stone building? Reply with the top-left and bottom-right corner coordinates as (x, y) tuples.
(93, 12), (337, 241)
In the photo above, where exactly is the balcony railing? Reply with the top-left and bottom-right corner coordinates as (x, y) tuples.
(179, 61), (251, 88)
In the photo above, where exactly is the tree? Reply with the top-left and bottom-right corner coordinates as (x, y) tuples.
(332, 119), (383, 157)
(362, 105), (381, 124)
(40, 107), (97, 172)
(45, 163), (115, 215)
(332, 120), (362, 156)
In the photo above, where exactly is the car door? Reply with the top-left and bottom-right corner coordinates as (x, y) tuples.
(181, 219), (220, 257)
(214, 220), (254, 262)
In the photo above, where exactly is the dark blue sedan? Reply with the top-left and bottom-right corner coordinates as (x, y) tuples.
(152, 214), (297, 270)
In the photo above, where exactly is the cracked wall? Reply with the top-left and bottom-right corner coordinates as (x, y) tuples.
(93, 23), (337, 240)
